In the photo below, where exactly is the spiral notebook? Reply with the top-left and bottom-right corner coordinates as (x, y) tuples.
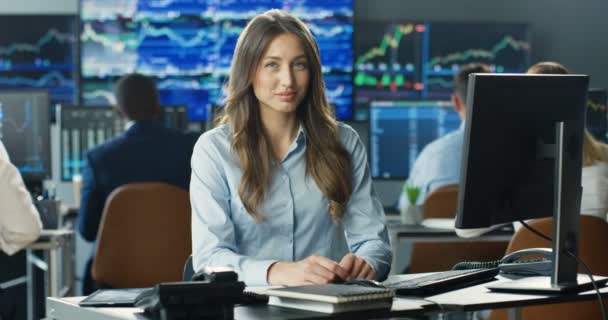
(265, 284), (394, 313)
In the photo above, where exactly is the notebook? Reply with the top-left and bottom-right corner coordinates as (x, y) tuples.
(265, 284), (394, 313)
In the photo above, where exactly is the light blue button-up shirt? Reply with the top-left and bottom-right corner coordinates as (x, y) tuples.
(398, 123), (465, 209)
(190, 122), (392, 285)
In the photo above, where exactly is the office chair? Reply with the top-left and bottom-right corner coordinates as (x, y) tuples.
(488, 215), (608, 320)
(92, 183), (192, 288)
(407, 184), (508, 273)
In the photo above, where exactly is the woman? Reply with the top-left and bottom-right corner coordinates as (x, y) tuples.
(190, 10), (391, 286)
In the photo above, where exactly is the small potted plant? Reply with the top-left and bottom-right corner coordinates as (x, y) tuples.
(401, 185), (423, 225)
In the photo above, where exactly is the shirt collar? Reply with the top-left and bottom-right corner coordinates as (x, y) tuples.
(295, 123), (307, 145)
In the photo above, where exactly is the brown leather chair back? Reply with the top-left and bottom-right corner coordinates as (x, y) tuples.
(92, 182), (191, 288)
(488, 216), (608, 320)
(423, 184), (460, 219)
(408, 184), (508, 273)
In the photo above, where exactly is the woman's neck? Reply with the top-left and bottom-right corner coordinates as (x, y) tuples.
(260, 111), (299, 161)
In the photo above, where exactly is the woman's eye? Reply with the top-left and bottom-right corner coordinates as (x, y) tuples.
(265, 62), (278, 68)
(294, 62), (307, 70)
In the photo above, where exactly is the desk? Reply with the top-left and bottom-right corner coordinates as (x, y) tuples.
(44, 275), (608, 320)
(386, 216), (513, 274)
(27, 229), (75, 320)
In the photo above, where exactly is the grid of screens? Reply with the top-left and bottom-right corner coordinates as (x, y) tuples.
(80, 0), (353, 121)
(587, 89), (608, 143)
(369, 100), (460, 179)
(0, 91), (51, 181)
(59, 105), (191, 181)
(59, 106), (124, 181)
(0, 15), (78, 109)
(354, 21), (531, 120)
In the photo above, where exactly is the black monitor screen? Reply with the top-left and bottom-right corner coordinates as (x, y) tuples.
(59, 106), (124, 181)
(369, 100), (460, 179)
(354, 21), (530, 120)
(586, 89), (607, 143)
(80, 0), (353, 120)
(0, 91), (51, 181)
(456, 74), (588, 229)
(0, 15), (78, 110)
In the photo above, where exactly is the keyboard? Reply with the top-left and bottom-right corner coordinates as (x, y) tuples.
(383, 268), (499, 296)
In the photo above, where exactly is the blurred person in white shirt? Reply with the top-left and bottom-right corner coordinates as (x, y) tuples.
(0, 140), (42, 255)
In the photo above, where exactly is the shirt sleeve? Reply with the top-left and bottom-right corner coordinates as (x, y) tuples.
(190, 133), (276, 286)
(340, 127), (392, 280)
(0, 142), (42, 255)
(77, 153), (105, 242)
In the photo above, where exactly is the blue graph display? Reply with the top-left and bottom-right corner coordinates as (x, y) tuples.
(0, 91), (50, 178)
(81, 0), (353, 120)
(354, 21), (530, 120)
(0, 15), (78, 108)
(369, 101), (460, 179)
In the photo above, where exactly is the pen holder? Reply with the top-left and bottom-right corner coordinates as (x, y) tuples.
(400, 203), (423, 225)
(35, 199), (61, 229)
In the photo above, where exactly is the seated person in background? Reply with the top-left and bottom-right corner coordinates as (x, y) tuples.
(190, 10), (391, 286)
(456, 61), (608, 238)
(398, 63), (491, 210)
(0, 140), (42, 255)
(77, 73), (198, 294)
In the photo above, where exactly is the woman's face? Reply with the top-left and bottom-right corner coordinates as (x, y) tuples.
(252, 33), (310, 116)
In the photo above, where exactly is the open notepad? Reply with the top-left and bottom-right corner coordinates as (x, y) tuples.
(265, 284), (394, 313)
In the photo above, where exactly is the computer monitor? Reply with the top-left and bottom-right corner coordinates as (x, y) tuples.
(58, 106), (125, 181)
(80, 0), (354, 120)
(586, 88), (607, 143)
(353, 20), (530, 120)
(369, 100), (460, 179)
(456, 74), (590, 292)
(0, 15), (78, 112)
(0, 90), (51, 189)
(160, 105), (189, 132)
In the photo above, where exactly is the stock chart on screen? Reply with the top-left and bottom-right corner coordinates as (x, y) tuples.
(369, 100), (460, 179)
(0, 15), (78, 108)
(0, 91), (51, 179)
(354, 21), (530, 120)
(81, 0), (353, 120)
(587, 89), (608, 143)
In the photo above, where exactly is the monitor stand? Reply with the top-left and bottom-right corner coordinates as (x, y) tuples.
(488, 122), (608, 293)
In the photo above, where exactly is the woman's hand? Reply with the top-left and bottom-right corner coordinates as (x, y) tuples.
(267, 254), (349, 286)
(339, 253), (376, 280)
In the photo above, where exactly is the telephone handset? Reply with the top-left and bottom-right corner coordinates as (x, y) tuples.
(498, 247), (553, 276)
(134, 269), (248, 319)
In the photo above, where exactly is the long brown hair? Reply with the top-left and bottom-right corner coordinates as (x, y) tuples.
(220, 9), (352, 223)
(527, 61), (608, 166)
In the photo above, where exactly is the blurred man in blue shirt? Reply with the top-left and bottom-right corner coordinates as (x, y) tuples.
(398, 63), (491, 209)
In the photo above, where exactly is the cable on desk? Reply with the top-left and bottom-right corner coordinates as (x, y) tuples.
(519, 220), (607, 320)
